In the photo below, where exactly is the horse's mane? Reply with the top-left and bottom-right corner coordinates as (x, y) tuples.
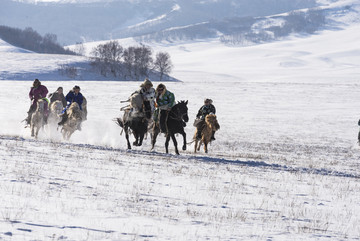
(36, 99), (45, 112)
(205, 114), (220, 131)
(67, 102), (82, 119)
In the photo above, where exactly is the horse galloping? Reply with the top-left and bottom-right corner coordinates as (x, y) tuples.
(30, 99), (46, 138)
(117, 99), (152, 149)
(48, 100), (63, 125)
(194, 114), (220, 153)
(151, 100), (189, 155)
(61, 102), (83, 140)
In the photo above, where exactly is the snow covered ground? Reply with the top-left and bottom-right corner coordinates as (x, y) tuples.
(1, 18), (360, 240)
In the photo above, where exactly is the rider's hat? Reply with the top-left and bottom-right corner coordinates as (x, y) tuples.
(141, 78), (153, 88)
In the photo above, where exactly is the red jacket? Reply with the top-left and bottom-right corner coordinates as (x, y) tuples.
(29, 85), (48, 101)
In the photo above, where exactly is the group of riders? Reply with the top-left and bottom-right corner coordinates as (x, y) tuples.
(125, 78), (217, 141)
(25, 78), (84, 130)
(25, 78), (216, 141)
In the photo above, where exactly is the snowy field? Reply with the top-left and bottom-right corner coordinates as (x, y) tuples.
(1, 23), (360, 240)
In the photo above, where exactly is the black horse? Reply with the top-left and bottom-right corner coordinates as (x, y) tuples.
(117, 100), (152, 149)
(151, 100), (189, 155)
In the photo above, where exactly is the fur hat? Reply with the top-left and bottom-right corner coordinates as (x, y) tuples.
(204, 98), (213, 104)
(140, 78), (153, 88)
(33, 78), (41, 87)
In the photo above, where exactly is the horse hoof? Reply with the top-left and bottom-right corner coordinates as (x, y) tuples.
(182, 146), (186, 151)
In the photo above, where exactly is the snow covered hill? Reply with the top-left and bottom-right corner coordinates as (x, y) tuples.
(0, 0), (323, 44)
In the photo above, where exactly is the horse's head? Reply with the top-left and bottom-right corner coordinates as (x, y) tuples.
(174, 100), (189, 123)
(51, 100), (63, 114)
(36, 99), (45, 113)
(206, 114), (220, 130)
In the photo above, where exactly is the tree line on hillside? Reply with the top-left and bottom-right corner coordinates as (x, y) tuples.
(220, 9), (325, 45)
(0, 25), (76, 55)
(90, 40), (173, 81)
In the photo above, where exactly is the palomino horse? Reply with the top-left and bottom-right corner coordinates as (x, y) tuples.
(60, 97), (87, 140)
(117, 100), (152, 149)
(48, 100), (63, 125)
(194, 114), (220, 153)
(151, 100), (189, 155)
(61, 102), (83, 140)
(30, 99), (46, 138)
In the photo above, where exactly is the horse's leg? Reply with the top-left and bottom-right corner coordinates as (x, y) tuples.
(125, 126), (131, 149)
(165, 134), (171, 154)
(133, 132), (139, 146)
(138, 132), (145, 146)
(180, 129), (187, 151)
(194, 140), (198, 153)
(151, 125), (160, 150)
(31, 125), (35, 137)
(204, 140), (208, 153)
(197, 139), (202, 151)
(170, 133), (179, 155)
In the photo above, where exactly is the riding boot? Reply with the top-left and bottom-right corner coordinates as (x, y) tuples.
(58, 112), (68, 126)
(44, 115), (48, 125)
(211, 131), (216, 141)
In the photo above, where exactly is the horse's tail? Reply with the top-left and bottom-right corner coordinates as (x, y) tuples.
(114, 118), (124, 128)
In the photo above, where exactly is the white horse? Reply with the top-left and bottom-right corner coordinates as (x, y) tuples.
(30, 99), (46, 139)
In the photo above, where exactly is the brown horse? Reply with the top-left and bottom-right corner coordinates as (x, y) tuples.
(194, 114), (220, 153)
(30, 99), (46, 139)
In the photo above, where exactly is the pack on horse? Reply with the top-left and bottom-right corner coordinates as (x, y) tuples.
(151, 100), (189, 155)
(117, 92), (152, 149)
(60, 97), (87, 140)
(194, 114), (220, 153)
(30, 99), (47, 138)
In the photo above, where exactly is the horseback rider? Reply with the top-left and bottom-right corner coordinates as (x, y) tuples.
(195, 98), (216, 140)
(153, 83), (175, 133)
(138, 78), (156, 114)
(25, 78), (49, 125)
(48, 86), (67, 107)
(58, 85), (84, 130)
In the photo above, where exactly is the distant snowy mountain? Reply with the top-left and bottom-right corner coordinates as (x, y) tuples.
(1, 0), (323, 45)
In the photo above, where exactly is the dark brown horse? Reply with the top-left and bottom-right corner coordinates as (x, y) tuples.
(117, 100), (151, 149)
(151, 100), (189, 155)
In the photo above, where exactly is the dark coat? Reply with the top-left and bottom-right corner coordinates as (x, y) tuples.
(66, 91), (83, 110)
(196, 104), (216, 120)
(49, 91), (67, 107)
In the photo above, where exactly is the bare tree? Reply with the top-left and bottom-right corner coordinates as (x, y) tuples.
(123, 46), (136, 78)
(91, 40), (123, 77)
(154, 51), (173, 81)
